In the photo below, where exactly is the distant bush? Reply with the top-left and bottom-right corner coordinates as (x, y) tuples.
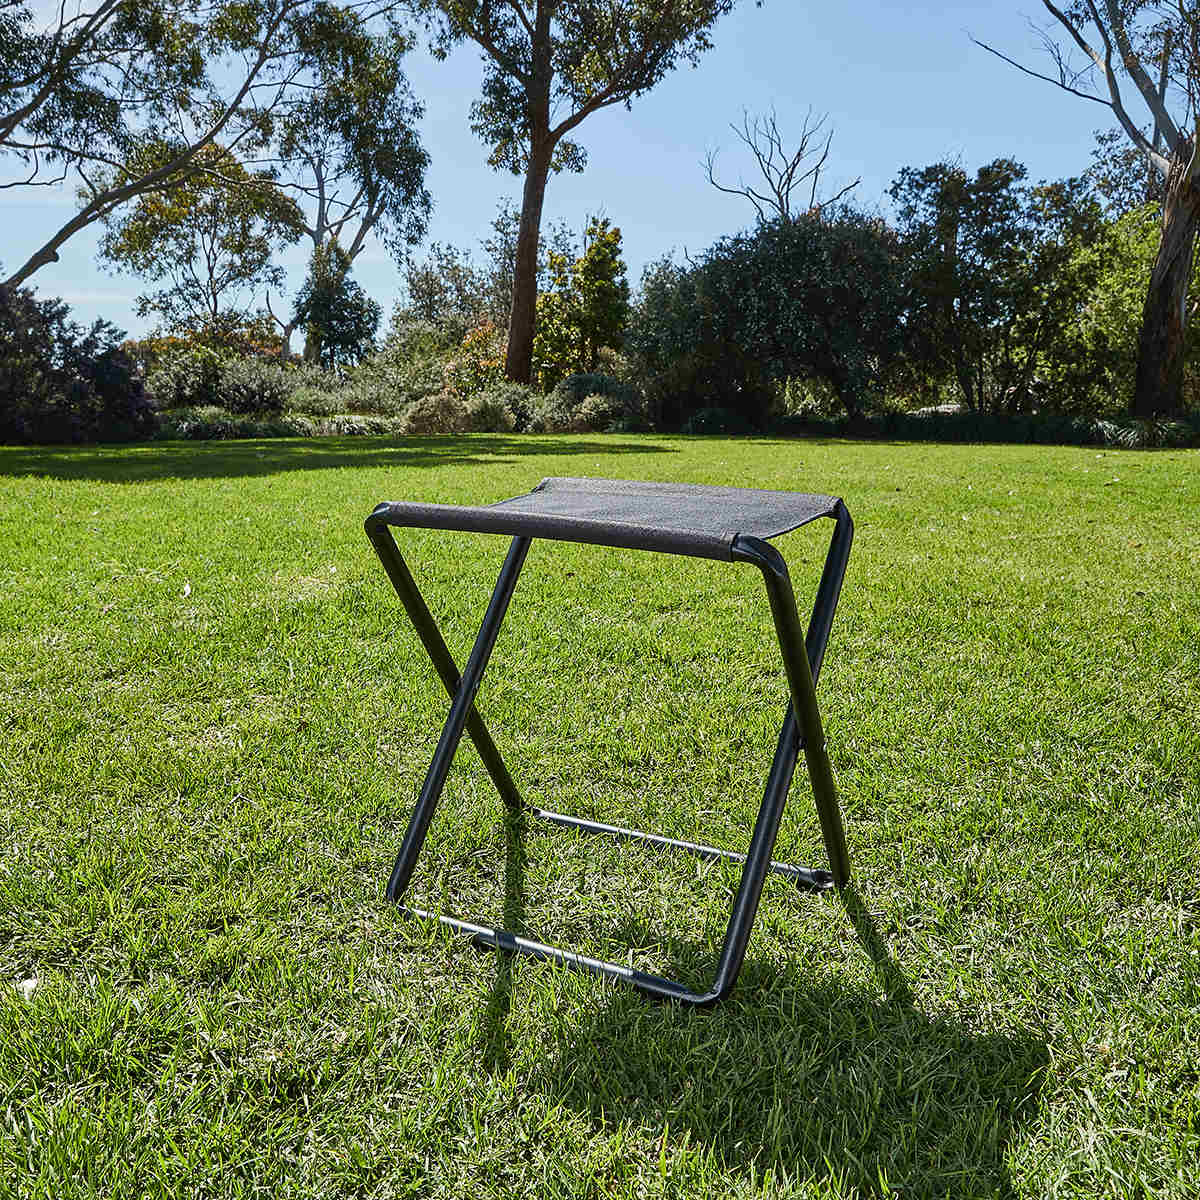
(527, 372), (643, 433)
(443, 321), (506, 400)
(682, 406), (752, 435)
(157, 406), (295, 440)
(469, 380), (536, 431)
(0, 285), (155, 444)
(774, 407), (1200, 448)
(344, 353), (443, 415)
(398, 392), (470, 436)
(156, 406), (407, 440)
(215, 357), (289, 414)
(146, 349), (288, 414)
(463, 390), (517, 433)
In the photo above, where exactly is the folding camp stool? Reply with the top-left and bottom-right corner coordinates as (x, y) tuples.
(364, 477), (854, 1008)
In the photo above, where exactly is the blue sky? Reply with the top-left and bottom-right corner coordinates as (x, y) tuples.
(2, 2), (1107, 337)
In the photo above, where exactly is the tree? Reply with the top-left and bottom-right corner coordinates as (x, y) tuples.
(266, 14), (431, 353)
(1087, 126), (1164, 215)
(976, 2), (1200, 416)
(628, 210), (906, 427)
(705, 107), (859, 223)
(889, 159), (1105, 414)
(398, 197), (574, 337)
(417, 0), (744, 384)
(292, 240), (381, 368)
(533, 216), (630, 387)
(1, 0), (397, 288)
(97, 144), (303, 332)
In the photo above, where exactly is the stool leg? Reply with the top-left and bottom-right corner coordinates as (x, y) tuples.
(733, 530), (852, 889)
(385, 536), (531, 901)
(366, 520), (524, 811)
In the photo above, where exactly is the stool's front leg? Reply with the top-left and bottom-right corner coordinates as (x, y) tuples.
(732, 520), (852, 889)
(365, 513), (525, 812)
(383, 535), (531, 901)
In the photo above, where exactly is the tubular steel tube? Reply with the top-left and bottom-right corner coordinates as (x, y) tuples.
(732, 534), (852, 889)
(385, 535), (531, 900)
(366, 513), (523, 811)
(527, 806), (834, 890)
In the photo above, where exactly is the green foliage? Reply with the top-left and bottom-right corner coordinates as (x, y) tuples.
(442, 321), (507, 399)
(397, 390), (470, 435)
(292, 241), (381, 369)
(532, 219), (631, 390)
(422, 1), (739, 176)
(528, 374), (637, 433)
(1061, 204), (1200, 412)
(682, 406), (753, 435)
(0, 285), (154, 443)
(275, 16), (430, 262)
(2, 1), (390, 287)
(398, 200), (576, 337)
(628, 211), (906, 427)
(145, 347), (288, 414)
(889, 160), (1106, 414)
(98, 143), (303, 331)
(211, 358), (291, 415)
(467, 380), (537, 431)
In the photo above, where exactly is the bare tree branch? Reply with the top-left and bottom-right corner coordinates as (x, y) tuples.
(704, 106), (858, 222)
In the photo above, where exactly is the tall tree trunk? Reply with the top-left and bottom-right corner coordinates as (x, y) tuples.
(1133, 156), (1200, 417)
(505, 139), (555, 385)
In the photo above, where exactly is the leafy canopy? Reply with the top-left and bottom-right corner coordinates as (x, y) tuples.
(418, 0), (744, 171)
(292, 240), (381, 369)
(98, 143), (303, 332)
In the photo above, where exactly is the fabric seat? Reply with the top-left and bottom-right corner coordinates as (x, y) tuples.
(369, 476), (840, 560)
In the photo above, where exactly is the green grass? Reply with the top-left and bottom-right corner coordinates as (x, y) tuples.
(1, 433), (1197, 1199)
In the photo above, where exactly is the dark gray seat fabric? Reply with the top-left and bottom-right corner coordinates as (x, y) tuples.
(371, 476), (840, 561)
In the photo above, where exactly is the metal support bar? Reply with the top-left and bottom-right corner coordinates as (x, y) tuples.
(366, 513), (523, 810)
(384, 535), (531, 900)
(526, 807), (834, 890)
(364, 506), (853, 1007)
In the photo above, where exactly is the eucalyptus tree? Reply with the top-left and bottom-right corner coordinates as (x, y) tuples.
(416, 0), (746, 384)
(977, 1), (1200, 416)
(0, 0), (402, 289)
(266, 14), (430, 352)
(98, 144), (303, 332)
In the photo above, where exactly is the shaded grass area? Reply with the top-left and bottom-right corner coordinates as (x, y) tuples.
(1, 434), (1197, 1198)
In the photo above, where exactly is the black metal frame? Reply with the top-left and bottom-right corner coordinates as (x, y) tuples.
(364, 501), (854, 1007)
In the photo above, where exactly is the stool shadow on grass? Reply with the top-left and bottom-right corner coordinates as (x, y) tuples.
(475, 820), (1046, 1198)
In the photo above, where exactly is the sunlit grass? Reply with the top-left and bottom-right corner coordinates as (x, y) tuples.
(1, 433), (1198, 1198)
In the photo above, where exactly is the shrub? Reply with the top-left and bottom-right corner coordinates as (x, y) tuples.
(0, 285), (155, 444)
(463, 391), (518, 433)
(443, 321), (506, 399)
(399, 391), (470, 435)
(156, 406), (299, 440)
(682, 406), (752, 435)
(469, 380), (536, 431)
(526, 372), (643, 433)
(144, 345), (227, 409)
(284, 385), (344, 417)
(344, 354), (443, 415)
(148, 350), (291, 414)
(215, 357), (289, 414)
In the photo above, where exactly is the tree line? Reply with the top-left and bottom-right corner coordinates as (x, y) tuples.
(1, 0), (1198, 425)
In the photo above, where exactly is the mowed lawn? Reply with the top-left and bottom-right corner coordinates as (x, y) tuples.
(0, 434), (1197, 1200)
